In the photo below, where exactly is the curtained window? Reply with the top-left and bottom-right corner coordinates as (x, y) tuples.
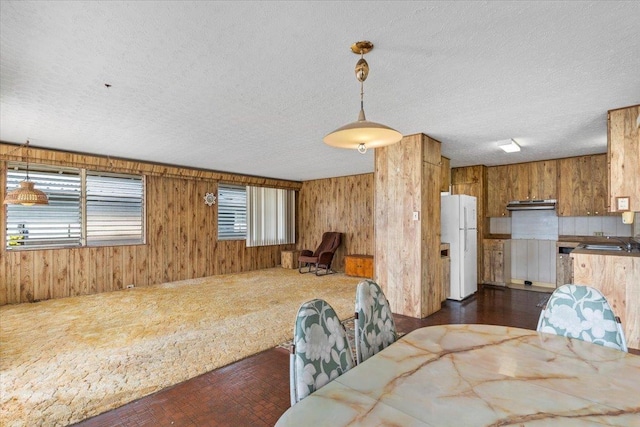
(246, 186), (295, 247)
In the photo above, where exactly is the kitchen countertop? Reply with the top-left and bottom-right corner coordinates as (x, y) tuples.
(571, 246), (640, 257)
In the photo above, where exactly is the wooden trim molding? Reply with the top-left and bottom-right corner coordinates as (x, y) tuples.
(0, 142), (302, 190)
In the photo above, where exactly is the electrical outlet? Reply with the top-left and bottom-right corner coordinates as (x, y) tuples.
(413, 211), (420, 221)
(593, 231), (604, 237)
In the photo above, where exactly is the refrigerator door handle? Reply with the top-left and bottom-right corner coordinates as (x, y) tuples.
(464, 227), (468, 252)
(463, 207), (468, 252)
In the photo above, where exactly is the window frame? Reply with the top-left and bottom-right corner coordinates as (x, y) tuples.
(4, 161), (146, 250)
(217, 183), (247, 241)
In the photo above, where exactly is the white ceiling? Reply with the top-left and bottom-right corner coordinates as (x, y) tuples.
(1, 1), (639, 182)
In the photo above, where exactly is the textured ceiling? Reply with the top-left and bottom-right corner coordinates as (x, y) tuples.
(1, 1), (639, 182)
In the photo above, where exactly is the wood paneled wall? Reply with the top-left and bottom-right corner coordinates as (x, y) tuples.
(375, 134), (442, 318)
(572, 252), (640, 350)
(296, 174), (374, 272)
(1, 143), (301, 305)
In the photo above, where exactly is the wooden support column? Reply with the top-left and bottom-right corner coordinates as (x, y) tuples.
(374, 133), (442, 318)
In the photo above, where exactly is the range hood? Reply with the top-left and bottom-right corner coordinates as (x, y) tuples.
(506, 199), (557, 211)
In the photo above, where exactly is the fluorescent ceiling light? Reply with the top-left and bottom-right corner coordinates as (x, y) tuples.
(498, 139), (521, 153)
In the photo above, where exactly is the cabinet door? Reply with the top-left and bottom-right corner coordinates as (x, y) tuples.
(558, 155), (608, 216)
(482, 249), (494, 283)
(482, 240), (506, 285)
(608, 106), (640, 212)
(487, 166), (510, 217)
(556, 254), (574, 287)
(557, 156), (590, 216)
(506, 163), (530, 201)
(529, 160), (557, 200)
(591, 154), (608, 216)
(440, 156), (451, 192)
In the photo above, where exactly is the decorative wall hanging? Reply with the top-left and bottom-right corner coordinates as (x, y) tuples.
(204, 192), (216, 206)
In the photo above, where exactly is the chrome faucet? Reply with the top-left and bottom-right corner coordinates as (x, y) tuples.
(606, 236), (632, 252)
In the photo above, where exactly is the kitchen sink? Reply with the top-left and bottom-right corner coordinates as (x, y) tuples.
(581, 244), (623, 251)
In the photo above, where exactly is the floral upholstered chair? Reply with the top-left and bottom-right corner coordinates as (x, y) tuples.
(354, 279), (398, 364)
(290, 299), (354, 405)
(537, 284), (628, 352)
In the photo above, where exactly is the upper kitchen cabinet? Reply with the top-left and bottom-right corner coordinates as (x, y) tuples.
(487, 165), (511, 217)
(528, 160), (557, 200)
(440, 156), (451, 192)
(608, 105), (640, 212)
(557, 154), (608, 216)
(486, 160), (557, 217)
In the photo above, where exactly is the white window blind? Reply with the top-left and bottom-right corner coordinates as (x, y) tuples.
(86, 172), (144, 246)
(246, 186), (295, 247)
(5, 165), (82, 248)
(218, 184), (247, 240)
(5, 162), (145, 250)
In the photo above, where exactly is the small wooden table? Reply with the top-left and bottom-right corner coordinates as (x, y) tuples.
(276, 324), (640, 426)
(344, 254), (374, 278)
(280, 250), (301, 269)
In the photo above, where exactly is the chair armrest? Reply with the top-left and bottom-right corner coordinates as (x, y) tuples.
(299, 249), (313, 257)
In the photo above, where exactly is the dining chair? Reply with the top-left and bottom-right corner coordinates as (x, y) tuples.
(537, 284), (628, 352)
(354, 279), (398, 364)
(290, 298), (354, 405)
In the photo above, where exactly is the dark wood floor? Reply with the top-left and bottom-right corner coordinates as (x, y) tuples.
(73, 286), (636, 427)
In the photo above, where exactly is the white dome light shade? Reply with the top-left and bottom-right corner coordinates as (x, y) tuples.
(323, 118), (403, 150)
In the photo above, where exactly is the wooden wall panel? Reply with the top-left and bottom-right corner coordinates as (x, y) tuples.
(1, 145), (300, 305)
(0, 162), (5, 305)
(297, 174), (374, 272)
(375, 134), (442, 318)
(422, 144), (443, 316)
(572, 252), (640, 350)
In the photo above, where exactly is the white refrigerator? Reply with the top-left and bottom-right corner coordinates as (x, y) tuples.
(441, 194), (478, 301)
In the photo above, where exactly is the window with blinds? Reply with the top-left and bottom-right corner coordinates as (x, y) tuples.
(6, 166), (82, 248)
(217, 184), (247, 240)
(86, 172), (144, 246)
(5, 162), (145, 249)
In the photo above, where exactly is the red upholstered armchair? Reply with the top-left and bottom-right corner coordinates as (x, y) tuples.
(298, 232), (342, 276)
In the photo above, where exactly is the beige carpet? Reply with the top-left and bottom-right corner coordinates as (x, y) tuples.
(0, 268), (361, 427)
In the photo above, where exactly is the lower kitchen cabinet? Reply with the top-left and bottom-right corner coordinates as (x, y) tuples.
(556, 254), (573, 287)
(483, 239), (511, 286)
(344, 254), (374, 278)
(440, 244), (451, 302)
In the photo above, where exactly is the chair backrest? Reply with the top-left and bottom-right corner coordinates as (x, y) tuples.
(537, 284), (628, 352)
(312, 232), (341, 257)
(290, 298), (354, 405)
(354, 279), (398, 364)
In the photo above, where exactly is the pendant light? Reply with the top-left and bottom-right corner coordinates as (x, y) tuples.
(3, 140), (49, 206)
(323, 41), (402, 154)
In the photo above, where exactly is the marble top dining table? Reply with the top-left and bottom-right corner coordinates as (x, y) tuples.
(276, 324), (640, 426)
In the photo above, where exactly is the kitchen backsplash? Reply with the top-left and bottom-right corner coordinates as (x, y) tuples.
(490, 215), (633, 237)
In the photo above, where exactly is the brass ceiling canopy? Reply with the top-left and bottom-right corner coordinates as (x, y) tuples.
(323, 40), (402, 154)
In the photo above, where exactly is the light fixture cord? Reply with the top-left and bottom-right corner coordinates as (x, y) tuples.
(359, 52), (365, 112)
(25, 140), (31, 181)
